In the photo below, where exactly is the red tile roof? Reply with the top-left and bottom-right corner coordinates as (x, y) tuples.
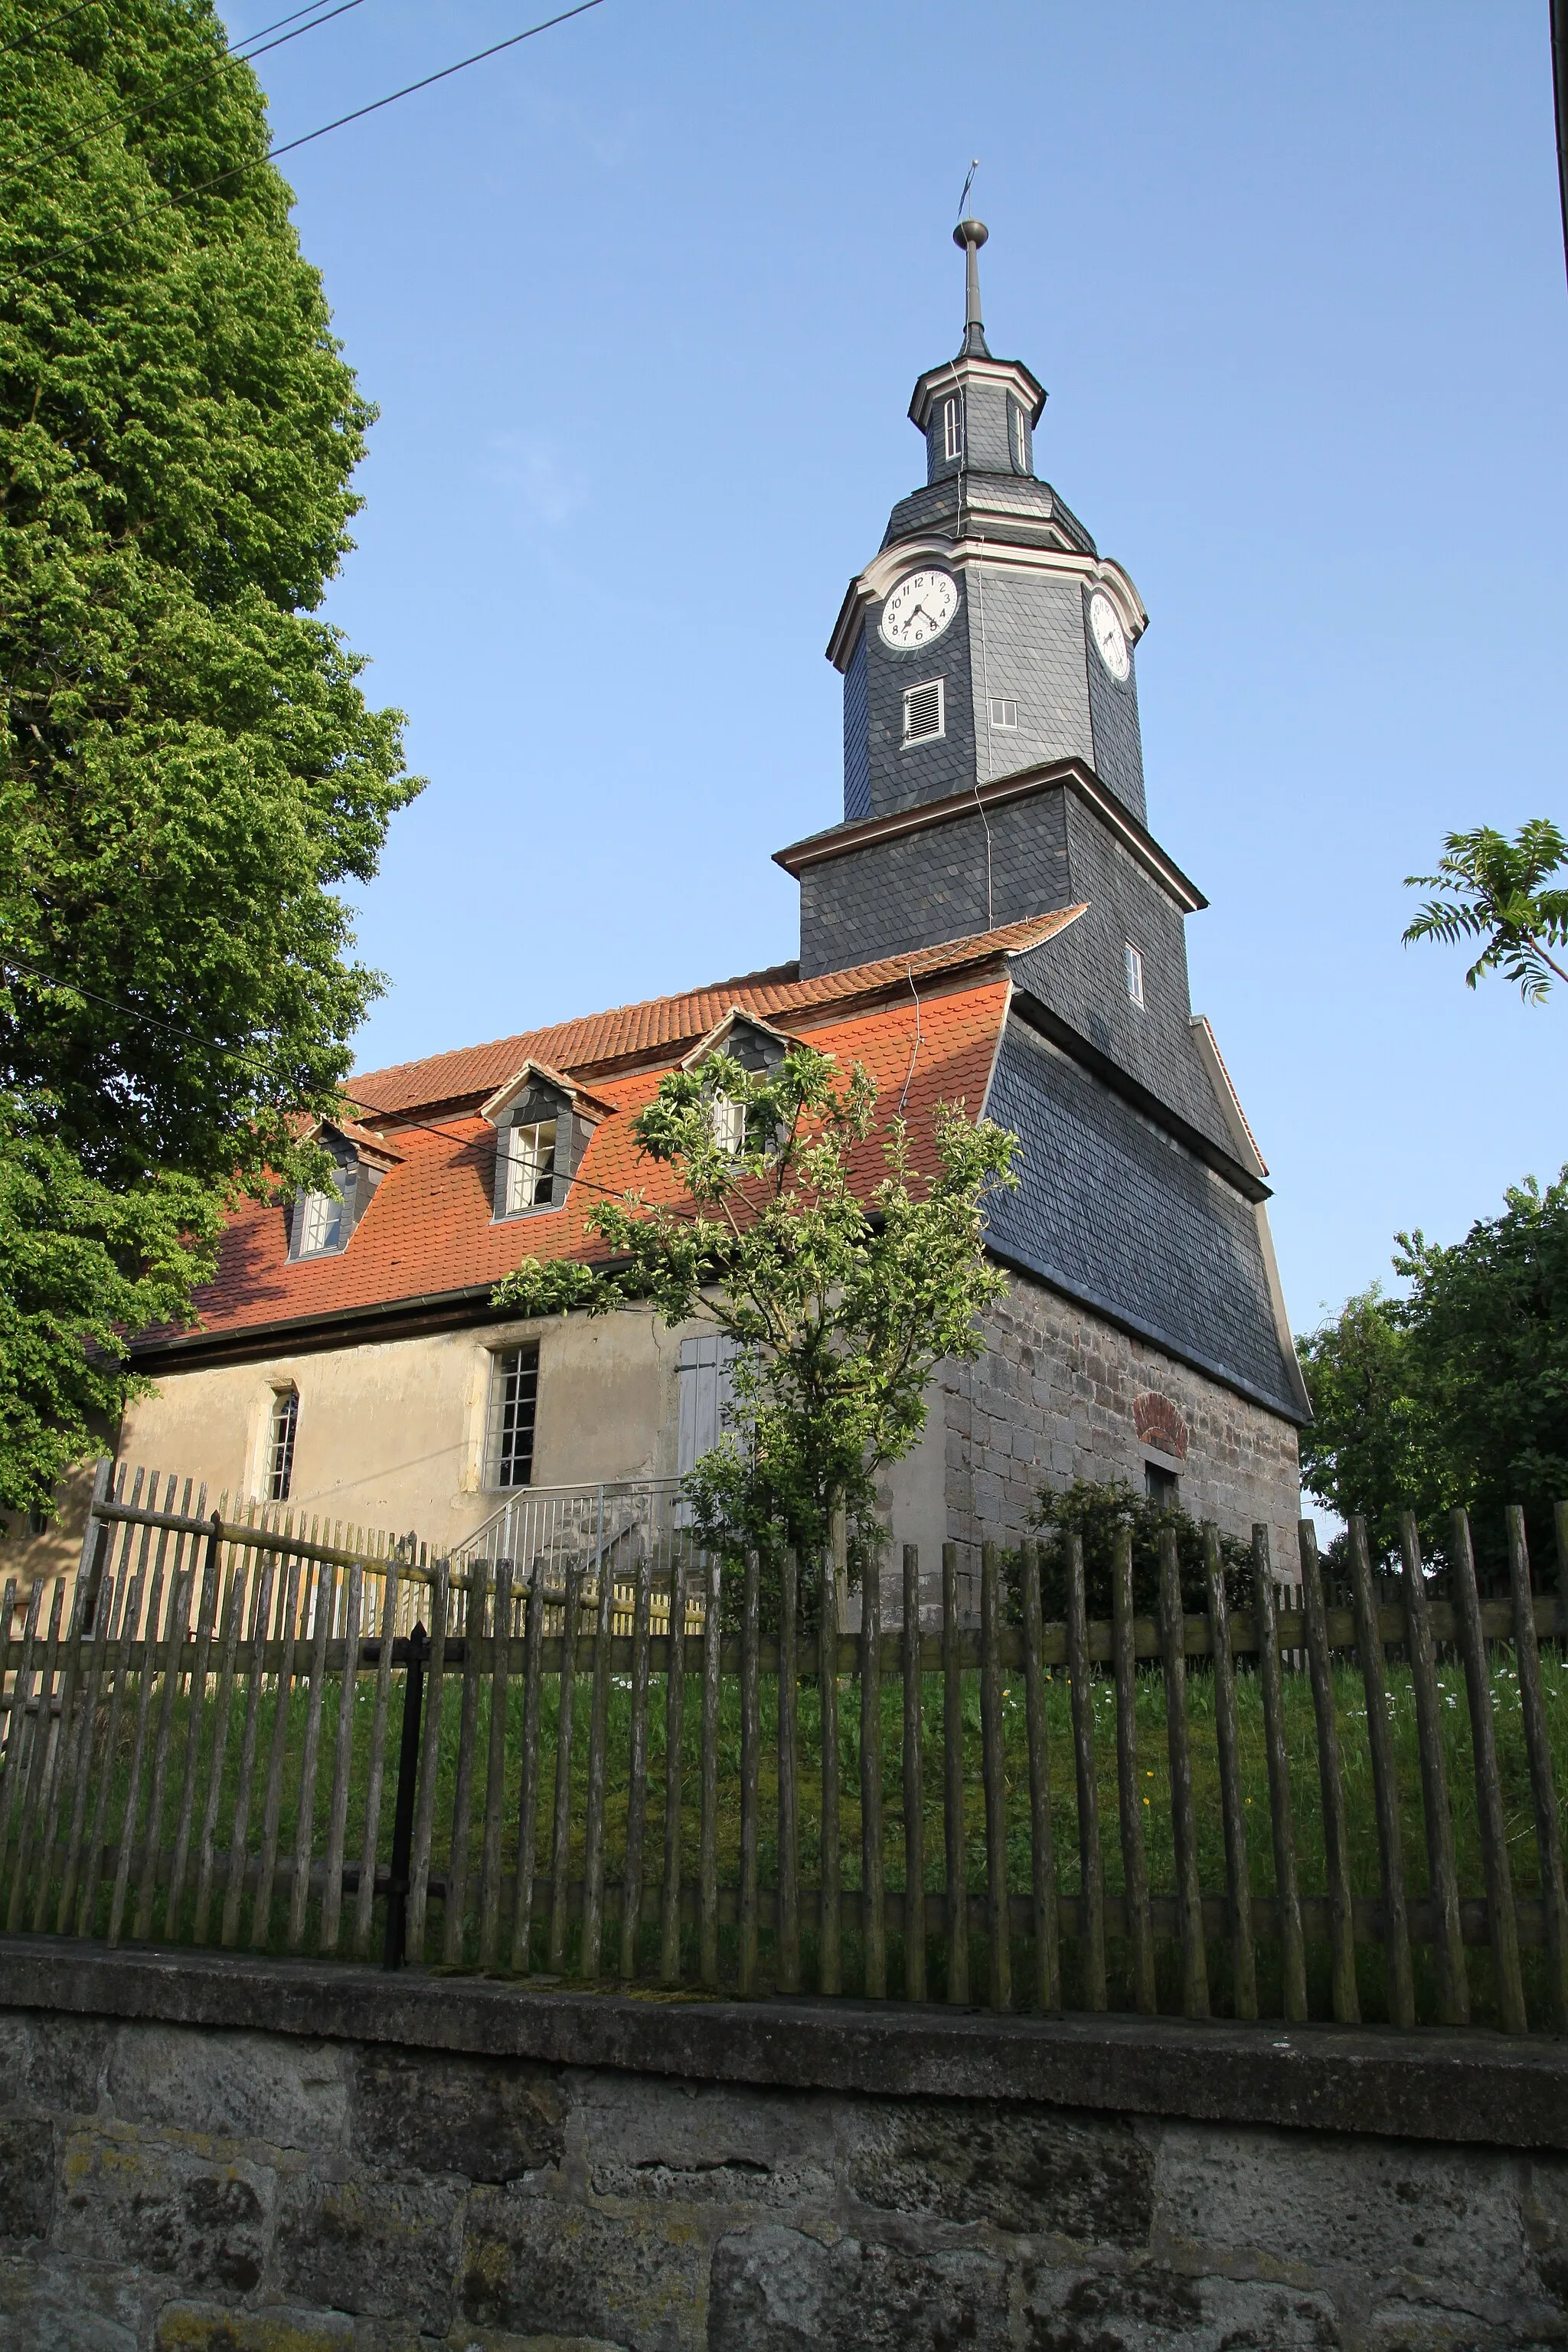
(348, 910), (1082, 1118)
(147, 916), (1081, 1347)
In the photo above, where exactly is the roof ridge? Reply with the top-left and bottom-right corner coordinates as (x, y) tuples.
(351, 911), (1082, 1116)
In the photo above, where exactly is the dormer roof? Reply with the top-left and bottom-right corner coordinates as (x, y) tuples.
(679, 1007), (792, 1072)
(478, 1060), (618, 1128)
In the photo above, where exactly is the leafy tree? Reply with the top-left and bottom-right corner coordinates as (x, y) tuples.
(1295, 1287), (1435, 1569)
(1296, 1173), (1568, 1582)
(0, 1), (417, 1519)
(1403, 821), (1568, 1003)
(492, 1042), (1018, 1622)
(1009, 1478), (1252, 1628)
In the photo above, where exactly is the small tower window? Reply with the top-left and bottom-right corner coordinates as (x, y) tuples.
(902, 679), (945, 746)
(988, 697), (1019, 730)
(942, 397), (962, 462)
(268, 1387), (299, 1503)
(1125, 942), (1145, 1008)
(1013, 403), (1029, 471)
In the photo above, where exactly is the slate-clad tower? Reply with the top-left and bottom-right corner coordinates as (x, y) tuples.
(776, 222), (1309, 1437)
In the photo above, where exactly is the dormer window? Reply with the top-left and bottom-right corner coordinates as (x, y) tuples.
(503, 1119), (557, 1215)
(709, 1093), (746, 1156)
(942, 397), (962, 462)
(286, 1119), (397, 1261)
(482, 1058), (610, 1224)
(294, 1181), (345, 1258)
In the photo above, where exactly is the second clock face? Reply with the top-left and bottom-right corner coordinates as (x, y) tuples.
(1088, 590), (1131, 682)
(880, 570), (959, 652)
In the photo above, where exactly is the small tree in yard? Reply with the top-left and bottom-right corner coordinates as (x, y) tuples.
(1013, 1478), (1253, 1627)
(491, 1042), (1018, 1621)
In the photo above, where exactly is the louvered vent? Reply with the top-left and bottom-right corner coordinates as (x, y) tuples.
(903, 679), (944, 745)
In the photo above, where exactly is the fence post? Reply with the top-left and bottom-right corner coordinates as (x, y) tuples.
(1298, 1520), (1359, 2025)
(1252, 1524), (1307, 2023)
(1449, 1508), (1527, 2034)
(1398, 1514), (1468, 2025)
(383, 1620), (428, 1970)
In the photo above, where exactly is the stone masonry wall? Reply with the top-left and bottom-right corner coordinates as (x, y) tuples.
(2, 2004), (1567, 2351)
(944, 1270), (1302, 1567)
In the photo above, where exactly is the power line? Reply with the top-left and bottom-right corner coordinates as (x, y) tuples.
(11, 0), (368, 185)
(8, 0), (607, 281)
(0, 949), (689, 1212)
(0, 950), (822, 1224)
(0, 0), (100, 63)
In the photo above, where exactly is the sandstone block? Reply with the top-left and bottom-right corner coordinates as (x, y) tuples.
(459, 2185), (706, 2352)
(838, 2099), (1154, 2245)
(350, 2047), (564, 2184)
(0, 2116), (54, 2242)
(707, 2222), (1010, 2351)
(1019, 2261), (1341, 2348)
(155, 2299), (355, 2349)
(110, 2025), (347, 2154)
(1157, 2123), (1532, 2303)
(57, 2130), (274, 2294)
(575, 2076), (831, 2210)
(271, 2171), (462, 2334)
(0, 2012), (109, 2116)
(0, 2244), (148, 2352)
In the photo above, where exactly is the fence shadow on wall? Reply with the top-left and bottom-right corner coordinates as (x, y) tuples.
(1, 1461), (1565, 2035)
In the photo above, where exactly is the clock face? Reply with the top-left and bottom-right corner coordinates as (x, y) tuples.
(880, 570), (959, 652)
(1088, 590), (1131, 682)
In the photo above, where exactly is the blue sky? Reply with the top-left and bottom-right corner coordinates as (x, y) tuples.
(228, 0), (1568, 1338)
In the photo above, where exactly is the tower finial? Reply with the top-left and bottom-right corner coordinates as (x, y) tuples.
(952, 201), (990, 359)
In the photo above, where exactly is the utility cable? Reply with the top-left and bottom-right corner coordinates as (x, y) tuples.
(0, 0), (100, 62)
(8, 0), (606, 282)
(8, 0), (368, 185)
(897, 960), (923, 1114)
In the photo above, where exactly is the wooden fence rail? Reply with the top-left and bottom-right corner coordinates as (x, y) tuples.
(2, 1462), (1566, 2031)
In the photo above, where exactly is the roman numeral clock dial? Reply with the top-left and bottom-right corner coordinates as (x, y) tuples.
(880, 569), (959, 649)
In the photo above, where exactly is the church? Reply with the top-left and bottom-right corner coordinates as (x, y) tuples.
(98, 220), (1307, 1587)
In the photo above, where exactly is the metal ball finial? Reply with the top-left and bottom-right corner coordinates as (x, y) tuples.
(953, 217), (988, 250)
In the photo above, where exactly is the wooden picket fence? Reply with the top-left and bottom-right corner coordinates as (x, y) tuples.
(1, 1459), (1565, 2034)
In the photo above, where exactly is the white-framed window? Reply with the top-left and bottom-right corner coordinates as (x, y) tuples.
(503, 1119), (557, 1216)
(488, 1345), (540, 1488)
(295, 1181), (345, 1258)
(268, 1387), (299, 1503)
(1013, 403), (1029, 470)
(903, 678), (945, 746)
(1125, 942), (1145, 1008)
(988, 697), (1019, 730)
(942, 396), (961, 461)
(709, 1093), (746, 1156)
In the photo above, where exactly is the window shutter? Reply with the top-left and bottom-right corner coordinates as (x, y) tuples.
(678, 1334), (741, 1480)
(903, 680), (944, 745)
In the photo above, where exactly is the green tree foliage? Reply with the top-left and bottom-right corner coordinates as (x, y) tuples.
(0, 0), (418, 1518)
(1403, 821), (1568, 1003)
(1008, 1477), (1252, 1627)
(1297, 1173), (1568, 1581)
(492, 1043), (1019, 1619)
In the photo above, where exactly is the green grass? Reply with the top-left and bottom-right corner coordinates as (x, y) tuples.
(7, 1643), (1566, 2030)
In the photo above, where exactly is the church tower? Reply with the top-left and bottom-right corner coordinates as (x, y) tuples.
(776, 220), (1310, 1436)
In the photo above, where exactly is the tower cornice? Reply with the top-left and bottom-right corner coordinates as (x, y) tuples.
(773, 756), (1207, 915)
(909, 351), (1047, 432)
(825, 535), (1147, 673)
